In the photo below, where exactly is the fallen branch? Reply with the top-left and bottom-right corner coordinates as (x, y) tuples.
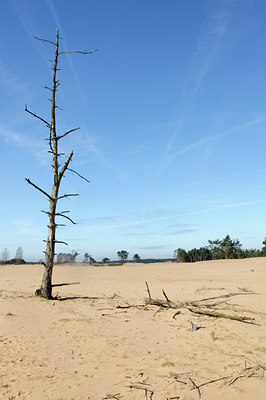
(187, 307), (255, 324)
(188, 377), (201, 399)
(196, 375), (231, 388)
(228, 365), (263, 386)
(125, 384), (154, 399)
(101, 394), (122, 400)
(172, 311), (181, 319)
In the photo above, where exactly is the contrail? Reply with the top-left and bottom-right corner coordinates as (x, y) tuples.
(163, 0), (235, 160)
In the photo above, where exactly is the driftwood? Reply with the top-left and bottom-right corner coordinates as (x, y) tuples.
(141, 282), (256, 325)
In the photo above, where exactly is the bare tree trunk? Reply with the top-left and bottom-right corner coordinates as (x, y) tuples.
(40, 187), (59, 298)
(26, 29), (96, 299)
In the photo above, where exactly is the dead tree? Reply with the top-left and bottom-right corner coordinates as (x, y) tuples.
(25, 29), (97, 299)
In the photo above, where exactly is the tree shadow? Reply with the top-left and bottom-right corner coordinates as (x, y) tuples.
(52, 281), (80, 287)
(51, 282), (103, 301)
(55, 295), (102, 301)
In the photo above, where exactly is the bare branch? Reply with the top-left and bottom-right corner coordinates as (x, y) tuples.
(162, 289), (171, 303)
(33, 35), (56, 46)
(67, 168), (90, 183)
(42, 211), (73, 227)
(188, 378), (201, 399)
(56, 193), (79, 200)
(54, 240), (69, 245)
(55, 212), (76, 225)
(25, 105), (51, 128)
(145, 281), (152, 301)
(25, 178), (51, 199)
(43, 85), (53, 92)
(41, 210), (49, 215)
(58, 150), (74, 182)
(59, 49), (98, 55)
(57, 127), (80, 140)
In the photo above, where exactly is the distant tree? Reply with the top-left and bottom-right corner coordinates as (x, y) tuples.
(102, 257), (110, 263)
(57, 253), (63, 263)
(198, 247), (211, 261)
(15, 247), (24, 264)
(83, 253), (89, 263)
(208, 239), (221, 260)
(220, 235), (233, 259)
(261, 238), (266, 256)
(89, 255), (96, 264)
(133, 253), (141, 263)
(71, 250), (79, 263)
(117, 250), (129, 263)
(219, 235), (242, 259)
(243, 248), (259, 258)
(1, 248), (9, 264)
(57, 251), (78, 263)
(174, 248), (187, 263)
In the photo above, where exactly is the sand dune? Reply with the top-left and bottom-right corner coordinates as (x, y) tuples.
(1, 258), (266, 399)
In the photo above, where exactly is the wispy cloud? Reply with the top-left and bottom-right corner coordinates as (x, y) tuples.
(78, 215), (122, 225)
(163, 0), (235, 160)
(165, 115), (266, 163)
(45, 1), (125, 179)
(140, 245), (171, 251)
(46, 0), (89, 104)
(140, 115), (265, 172)
(82, 198), (266, 233)
(123, 228), (199, 237)
(11, 1), (51, 68)
(0, 124), (49, 164)
(0, 58), (35, 101)
(120, 145), (150, 156)
(167, 229), (200, 236)
(187, 167), (266, 187)
(15, 219), (43, 237)
(77, 125), (126, 179)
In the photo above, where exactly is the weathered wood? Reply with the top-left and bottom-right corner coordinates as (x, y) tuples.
(26, 29), (95, 299)
(145, 281), (152, 301)
(187, 307), (255, 324)
(188, 377), (201, 399)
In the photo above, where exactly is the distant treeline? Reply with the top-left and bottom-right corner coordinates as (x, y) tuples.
(0, 247), (25, 265)
(174, 235), (266, 263)
(0, 258), (26, 265)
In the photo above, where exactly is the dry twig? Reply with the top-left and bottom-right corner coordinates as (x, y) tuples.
(188, 377), (201, 399)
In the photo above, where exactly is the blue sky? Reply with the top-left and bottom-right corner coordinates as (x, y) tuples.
(1, 0), (266, 261)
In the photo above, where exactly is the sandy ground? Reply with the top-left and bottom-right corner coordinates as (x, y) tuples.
(1, 258), (266, 400)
